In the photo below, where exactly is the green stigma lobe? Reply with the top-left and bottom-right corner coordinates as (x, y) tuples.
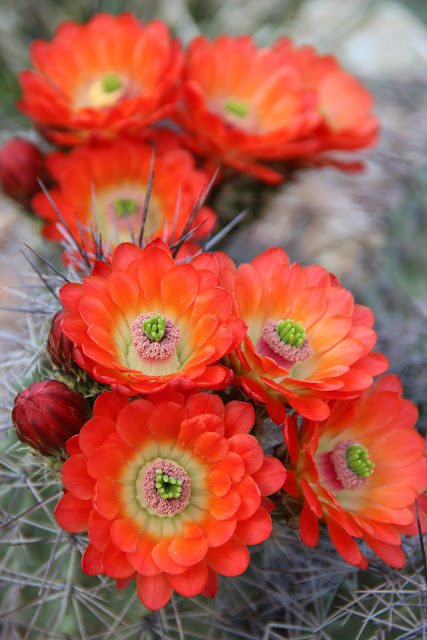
(155, 469), (183, 499)
(143, 314), (166, 342)
(346, 444), (375, 478)
(225, 97), (250, 118)
(277, 319), (306, 347)
(102, 73), (122, 93)
(115, 198), (139, 216)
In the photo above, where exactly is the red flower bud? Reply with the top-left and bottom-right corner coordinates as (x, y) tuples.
(0, 137), (47, 207)
(12, 380), (91, 456)
(47, 309), (79, 375)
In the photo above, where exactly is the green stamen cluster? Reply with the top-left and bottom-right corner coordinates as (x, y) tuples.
(225, 97), (250, 118)
(346, 444), (375, 478)
(142, 315), (166, 342)
(115, 198), (139, 216)
(155, 469), (183, 499)
(277, 319), (306, 347)
(102, 73), (122, 93)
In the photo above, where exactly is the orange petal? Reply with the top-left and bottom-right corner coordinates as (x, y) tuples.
(206, 536), (250, 576)
(234, 506), (272, 545)
(167, 561), (209, 597)
(82, 543), (103, 576)
(136, 573), (172, 611)
(251, 456), (287, 496)
(62, 454), (95, 500)
(55, 493), (91, 533)
(224, 401), (255, 437)
(110, 518), (141, 553)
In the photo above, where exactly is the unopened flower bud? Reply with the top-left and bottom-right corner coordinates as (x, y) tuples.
(47, 309), (79, 375)
(12, 380), (91, 456)
(0, 137), (47, 207)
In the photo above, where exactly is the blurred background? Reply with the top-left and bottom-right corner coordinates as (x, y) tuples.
(0, 0), (426, 422)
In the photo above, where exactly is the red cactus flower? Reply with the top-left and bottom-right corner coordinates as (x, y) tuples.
(12, 380), (90, 456)
(31, 135), (216, 250)
(178, 35), (378, 183)
(55, 390), (286, 609)
(18, 14), (183, 145)
(59, 239), (247, 395)
(282, 375), (427, 568)
(220, 247), (387, 422)
(0, 137), (47, 206)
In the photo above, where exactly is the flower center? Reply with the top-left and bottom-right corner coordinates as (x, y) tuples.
(277, 319), (306, 347)
(142, 459), (191, 515)
(346, 443), (375, 478)
(155, 469), (183, 498)
(331, 440), (374, 490)
(87, 73), (125, 108)
(224, 97), (250, 118)
(143, 314), (166, 342)
(102, 73), (122, 93)
(130, 312), (180, 360)
(114, 197), (139, 217)
(256, 318), (312, 368)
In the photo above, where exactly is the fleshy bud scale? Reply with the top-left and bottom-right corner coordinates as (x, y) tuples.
(47, 309), (79, 375)
(12, 380), (91, 456)
(0, 137), (48, 207)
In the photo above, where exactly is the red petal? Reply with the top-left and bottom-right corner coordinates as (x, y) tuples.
(102, 543), (135, 578)
(81, 543), (103, 576)
(186, 392), (225, 420)
(110, 518), (141, 553)
(161, 263), (199, 317)
(234, 475), (261, 520)
(116, 573), (136, 591)
(251, 456), (287, 496)
(168, 561), (208, 597)
(235, 505), (273, 545)
(79, 416), (117, 456)
(200, 566), (218, 597)
(93, 391), (130, 420)
(300, 478), (323, 518)
(88, 509), (111, 551)
(299, 500), (320, 547)
(209, 489), (241, 520)
(116, 399), (153, 449)
(111, 243), (143, 271)
(207, 469), (231, 497)
(93, 477), (122, 520)
(326, 518), (363, 566)
(363, 534), (405, 568)
(206, 536), (250, 576)
(201, 513), (237, 547)
(127, 535), (162, 576)
(168, 534), (209, 567)
(152, 538), (188, 575)
(147, 402), (188, 440)
(224, 401), (255, 437)
(193, 431), (229, 463)
(62, 454), (95, 500)
(55, 493), (91, 533)
(87, 444), (127, 480)
(136, 573), (172, 611)
(228, 434), (264, 474)
(288, 395), (331, 421)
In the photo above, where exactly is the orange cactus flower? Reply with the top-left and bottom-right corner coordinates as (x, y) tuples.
(220, 247), (388, 422)
(282, 375), (427, 569)
(178, 35), (378, 183)
(59, 239), (247, 395)
(18, 14), (182, 145)
(31, 135), (216, 250)
(55, 390), (286, 610)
